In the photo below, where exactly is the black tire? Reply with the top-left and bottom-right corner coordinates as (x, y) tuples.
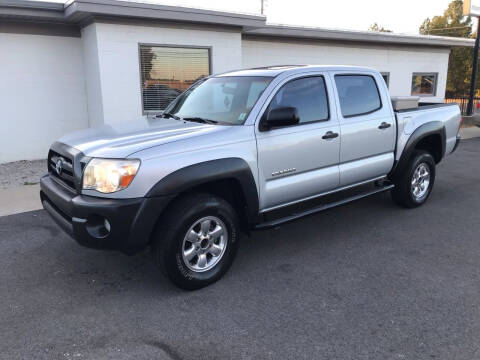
(152, 193), (240, 290)
(391, 150), (436, 208)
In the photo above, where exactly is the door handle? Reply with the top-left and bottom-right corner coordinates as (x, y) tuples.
(378, 122), (391, 130)
(322, 131), (339, 140)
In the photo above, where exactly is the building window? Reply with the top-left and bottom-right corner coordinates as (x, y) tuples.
(334, 75), (382, 118)
(381, 72), (390, 88)
(411, 73), (437, 96)
(139, 45), (211, 113)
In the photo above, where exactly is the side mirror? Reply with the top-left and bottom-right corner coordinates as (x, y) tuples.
(261, 107), (299, 130)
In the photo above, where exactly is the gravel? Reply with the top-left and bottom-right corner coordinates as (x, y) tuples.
(0, 159), (47, 189)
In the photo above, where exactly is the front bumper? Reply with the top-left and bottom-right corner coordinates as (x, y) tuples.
(40, 175), (172, 254)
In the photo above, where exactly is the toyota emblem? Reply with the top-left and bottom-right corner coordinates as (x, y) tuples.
(55, 159), (63, 176)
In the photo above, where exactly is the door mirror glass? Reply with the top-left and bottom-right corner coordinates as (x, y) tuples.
(263, 106), (299, 130)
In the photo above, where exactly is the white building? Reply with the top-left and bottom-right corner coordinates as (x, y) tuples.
(0, 0), (474, 163)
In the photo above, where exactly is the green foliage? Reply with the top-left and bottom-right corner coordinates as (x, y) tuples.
(368, 23), (392, 33)
(419, 0), (474, 97)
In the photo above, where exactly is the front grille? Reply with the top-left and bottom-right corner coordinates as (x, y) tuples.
(48, 149), (76, 191)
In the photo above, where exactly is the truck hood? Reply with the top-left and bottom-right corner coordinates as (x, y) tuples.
(59, 118), (224, 158)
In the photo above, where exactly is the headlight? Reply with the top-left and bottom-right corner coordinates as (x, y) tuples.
(82, 158), (140, 193)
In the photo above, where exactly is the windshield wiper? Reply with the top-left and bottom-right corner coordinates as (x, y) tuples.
(160, 112), (181, 120)
(183, 117), (218, 125)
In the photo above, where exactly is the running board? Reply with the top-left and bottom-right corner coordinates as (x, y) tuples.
(254, 184), (394, 230)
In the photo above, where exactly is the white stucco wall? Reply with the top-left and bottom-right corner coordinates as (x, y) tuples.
(242, 39), (450, 103)
(0, 33), (88, 163)
(88, 22), (243, 125)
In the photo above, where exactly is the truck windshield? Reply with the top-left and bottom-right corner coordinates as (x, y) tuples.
(164, 76), (272, 125)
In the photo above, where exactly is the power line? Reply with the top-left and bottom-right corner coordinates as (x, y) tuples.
(427, 30), (470, 34)
(426, 26), (472, 35)
(428, 26), (472, 31)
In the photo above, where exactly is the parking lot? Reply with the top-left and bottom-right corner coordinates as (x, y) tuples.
(1, 138), (479, 360)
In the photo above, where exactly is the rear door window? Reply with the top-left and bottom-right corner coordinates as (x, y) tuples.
(335, 75), (382, 117)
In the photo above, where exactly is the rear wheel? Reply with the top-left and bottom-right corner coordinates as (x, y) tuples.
(391, 150), (436, 208)
(152, 193), (240, 290)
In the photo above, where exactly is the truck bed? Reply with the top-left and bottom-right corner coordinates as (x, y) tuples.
(394, 102), (461, 161)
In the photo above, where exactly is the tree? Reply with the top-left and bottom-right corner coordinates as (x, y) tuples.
(140, 46), (155, 84)
(368, 23), (392, 33)
(419, 0), (473, 97)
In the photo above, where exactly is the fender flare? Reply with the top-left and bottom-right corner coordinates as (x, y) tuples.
(390, 121), (446, 179)
(146, 158), (260, 223)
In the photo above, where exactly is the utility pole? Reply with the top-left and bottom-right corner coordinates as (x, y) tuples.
(467, 18), (480, 115)
(261, 0), (264, 15)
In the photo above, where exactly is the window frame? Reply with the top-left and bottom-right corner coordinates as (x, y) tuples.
(260, 75), (331, 130)
(138, 43), (212, 115)
(411, 72), (438, 97)
(334, 74), (383, 119)
(381, 72), (390, 88)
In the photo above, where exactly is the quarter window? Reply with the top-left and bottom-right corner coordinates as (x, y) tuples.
(268, 76), (329, 124)
(139, 45), (210, 113)
(335, 75), (382, 117)
(411, 73), (437, 96)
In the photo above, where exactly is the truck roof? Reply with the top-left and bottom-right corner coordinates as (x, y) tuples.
(215, 65), (377, 77)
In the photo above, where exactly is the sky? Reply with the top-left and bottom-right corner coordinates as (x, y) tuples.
(35, 0), (467, 35)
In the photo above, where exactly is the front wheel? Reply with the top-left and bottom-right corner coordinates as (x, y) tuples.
(152, 193), (240, 290)
(391, 150), (436, 208)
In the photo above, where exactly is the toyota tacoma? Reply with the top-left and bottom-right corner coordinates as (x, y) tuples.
(40, 65), (461, 289)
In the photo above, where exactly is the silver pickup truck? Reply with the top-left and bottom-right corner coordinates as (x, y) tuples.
(40, 65), (461, 289)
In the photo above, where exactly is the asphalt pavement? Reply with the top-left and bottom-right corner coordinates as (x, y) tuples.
(1, 138), (480, 360)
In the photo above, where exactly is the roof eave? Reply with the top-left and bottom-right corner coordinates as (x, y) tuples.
(71, 0), (265, 27)
(0, 0), (266, 28)
(0, 1), (475, 47)
(244, 26), (475, 48)
(0, 0), (65, 22)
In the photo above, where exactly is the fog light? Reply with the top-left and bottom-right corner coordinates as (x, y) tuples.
(104, 218), (111, 233)
(85, 215), (111, 239)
